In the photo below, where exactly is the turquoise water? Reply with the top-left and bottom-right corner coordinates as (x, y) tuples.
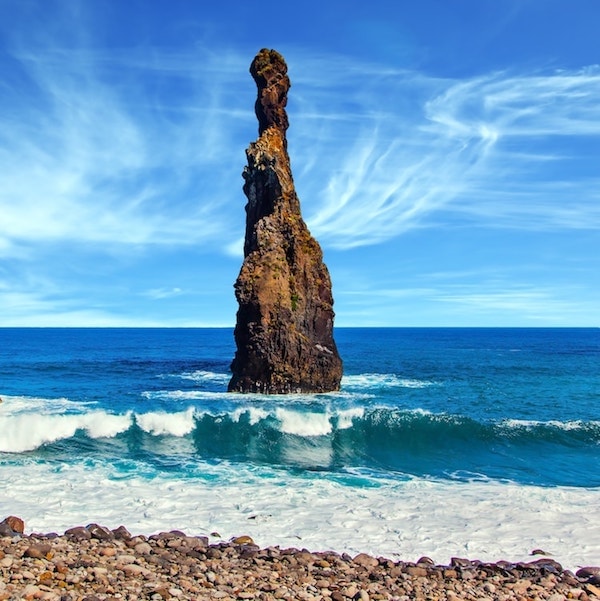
(1, 327), (598, 487)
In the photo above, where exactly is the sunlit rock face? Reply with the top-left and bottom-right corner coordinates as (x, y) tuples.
(228, 49), (343, 394)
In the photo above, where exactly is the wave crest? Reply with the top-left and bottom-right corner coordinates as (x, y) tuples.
(342, 374), (436, 389)
(0, 411), (132, 453)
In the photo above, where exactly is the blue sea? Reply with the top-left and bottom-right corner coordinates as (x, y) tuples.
(1, 327), (598, 568)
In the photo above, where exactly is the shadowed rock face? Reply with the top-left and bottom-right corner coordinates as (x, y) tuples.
(228, 48), (343, 394)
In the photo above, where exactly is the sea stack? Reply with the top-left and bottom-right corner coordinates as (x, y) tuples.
(228, 49), (343, 394)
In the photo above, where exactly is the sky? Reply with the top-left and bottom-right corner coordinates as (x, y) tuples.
(1, 0), (599, 327)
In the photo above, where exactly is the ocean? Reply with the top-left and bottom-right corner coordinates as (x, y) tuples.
(1, 327), (598, 570)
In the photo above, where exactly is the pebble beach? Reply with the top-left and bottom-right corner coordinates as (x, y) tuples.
(1, 517), (599, 601)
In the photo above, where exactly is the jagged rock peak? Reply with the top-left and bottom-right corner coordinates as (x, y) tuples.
(250, 48), (290, 135)
(228, 49), (343, 394)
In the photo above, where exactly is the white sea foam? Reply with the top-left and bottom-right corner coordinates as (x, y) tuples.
(135, 408), (196, 436)
(0, 394), (93, 416)
(0, 411), (131, 453)
(343, 374), (436, 389)
(337, 407), (365, 429)
(275, 408), (333, 437)
(143, 390), (224, 401)
(406, 407), (434, 416)
(86, 412), (133, 439)
(177, 370), (231, 384)
(205, 405), (363, 433)
(144, 389), (375, 408)
(218, 406), (363, 433)
(230, 407), (271, 425)
(501, 418), (600, 431)
(143, 390), (273, 403)
(0, 460), (597, 571)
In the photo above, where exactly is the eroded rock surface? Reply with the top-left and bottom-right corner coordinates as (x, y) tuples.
(229, 49), (342, 394)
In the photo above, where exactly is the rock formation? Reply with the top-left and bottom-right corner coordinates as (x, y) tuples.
(228, 48), (343, 394)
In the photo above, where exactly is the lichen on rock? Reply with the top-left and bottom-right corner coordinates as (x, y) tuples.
(228, 48), (343, 394)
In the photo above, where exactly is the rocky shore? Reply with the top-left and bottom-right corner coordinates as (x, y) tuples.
(1, 517), (599, 601)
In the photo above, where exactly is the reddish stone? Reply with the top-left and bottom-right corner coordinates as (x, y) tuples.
(353, 553), (379, 569)
(111, 525), (132, 540)
(64, 526), (92, 540)
(2, 516), (24, 534)
(25, 543), (52, 559)
(86, 523), (114, 541)
(577, 567), (600, 579)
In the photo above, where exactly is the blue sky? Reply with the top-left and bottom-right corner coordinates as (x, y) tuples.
(1, 0), (598, 327)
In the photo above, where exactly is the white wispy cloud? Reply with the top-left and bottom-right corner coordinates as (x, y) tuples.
(288, 58), (600, 247)
(0, 270), (124, 327)
(142, 287), (184, 300)
(335, 277), (598, 326)
(0, 40), (252, 258)
(3, 22), (599, 257)
(430, 282), (597, 324)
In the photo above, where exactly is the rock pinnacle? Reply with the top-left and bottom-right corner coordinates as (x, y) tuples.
(228, 48), (343, 394)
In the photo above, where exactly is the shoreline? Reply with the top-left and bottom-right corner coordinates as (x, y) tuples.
(3, 463), (598, 574)
(1, 518), (599, 601)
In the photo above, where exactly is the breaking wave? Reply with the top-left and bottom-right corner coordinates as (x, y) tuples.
(2, 393), (598, 486)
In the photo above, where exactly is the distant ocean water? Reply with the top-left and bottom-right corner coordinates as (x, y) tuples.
(1, 327), (599, 569)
